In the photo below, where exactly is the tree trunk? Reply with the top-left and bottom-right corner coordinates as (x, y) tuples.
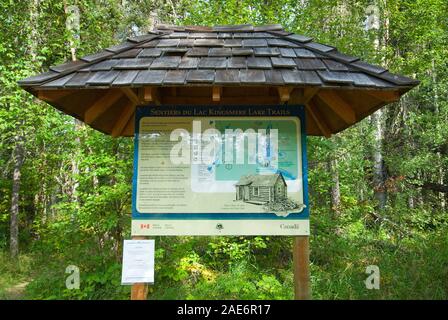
(371, 109), (387, 210)
(369, 1), (387, 211)
(64, 2), (82, 206)
(10, 136), (25, 259)
(10, 0), (40, 259)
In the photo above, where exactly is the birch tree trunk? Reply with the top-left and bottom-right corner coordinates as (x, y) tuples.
(64, 2), (82, 205)
(370, 0), (387, 211)
(371, 109), (387, 210)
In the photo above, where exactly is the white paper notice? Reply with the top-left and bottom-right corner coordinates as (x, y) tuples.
(121, 240), (155, 285)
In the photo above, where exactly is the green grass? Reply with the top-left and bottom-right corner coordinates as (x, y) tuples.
(2, 225), (448, 300)
(0, 253), (33, 300)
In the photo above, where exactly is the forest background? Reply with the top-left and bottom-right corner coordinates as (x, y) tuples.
(0, 0), (447, 299)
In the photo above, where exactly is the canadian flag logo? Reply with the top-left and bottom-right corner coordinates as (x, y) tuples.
(140, 224), (151, 229)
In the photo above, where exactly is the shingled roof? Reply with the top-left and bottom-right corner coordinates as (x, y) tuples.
(18, 24), (419, 137)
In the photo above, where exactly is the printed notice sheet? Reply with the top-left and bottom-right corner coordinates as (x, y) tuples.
(121, 240), (155, 285)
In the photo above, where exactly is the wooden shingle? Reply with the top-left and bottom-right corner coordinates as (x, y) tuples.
(40, 74), (75, 88)
(271, 57), (296, 68)
(317, 71), (355, 84)
(254, 48), (280, 56)
(156, 39), (180, 47)
(215, 70), (240, 84)
(209, 48), (232, 57)
(89, 60), (119, 71)
(242, 39), (268, 47)
(267, 39), (298, 47)
(111, 71), (139, 86)
(164, 70), (187, 84)
(295, 58), (327, 70)
(113, 48), (142, 59)
(114, 58), (153, 70)
(322, 59), (349, 71)
(150, 56), (181, 69)
(86, 71), (120, 85)
(223, 39), (242, 47)
(264, 70), (284, 84)
(138, 48), (163, 58)
(228, 57), (247, 69)
(247, 57), (272, 69)
(133, 70), (166, 85)
(240, 70), (266, 83)
(186, 48), (209, 56)
(294, 48), (316, 58)
(64, 72), (92, 87)
(186, 70), (215, 83)
(194, 39), (224, 47)
(282, 70), (322, 85)
(231, 48), (253, 56)
(279, 48), (296, 58)
(198, 57), (227, 69)
(178, 57), (200, 69)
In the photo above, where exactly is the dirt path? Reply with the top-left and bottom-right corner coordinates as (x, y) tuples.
(3, 281), (29, 300)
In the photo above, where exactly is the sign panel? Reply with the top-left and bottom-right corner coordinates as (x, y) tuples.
(121, 240), (155, 285)
(131, 105), (309, 236)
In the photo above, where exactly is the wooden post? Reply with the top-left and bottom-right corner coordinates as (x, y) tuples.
(130, 236), (149, 300)
(131, 283), (148, 300)
(293, 236), (311, 300)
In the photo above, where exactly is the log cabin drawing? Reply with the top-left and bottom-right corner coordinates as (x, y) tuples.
(235, 173), (287, 204)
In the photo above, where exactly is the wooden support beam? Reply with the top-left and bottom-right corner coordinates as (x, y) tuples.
(212, 86), (222, 102)
(289, 87), (318, 105)
(293, 236), (311, 300)
(111, 101), (135, 137)
(306, 100), (332, 138)
(84, 90), (122, 124)
(364, 90), (400, 103)
(277, 87), (293, 103)
(318, 90), (356, 124)
(303, 87), (319, 104)
(121, 88), (140, 105)
(140, 87), (160, 105)
(121, 112), (135, 136)
(37, 90), (73, 102)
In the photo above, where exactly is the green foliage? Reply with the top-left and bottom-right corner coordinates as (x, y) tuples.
(0, 0), (447, 300)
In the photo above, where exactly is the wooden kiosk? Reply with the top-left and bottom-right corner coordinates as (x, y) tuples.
(19, 24), (418, 300)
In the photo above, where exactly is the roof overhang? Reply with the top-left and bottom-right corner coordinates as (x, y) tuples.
(18, 24), (419, 137)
